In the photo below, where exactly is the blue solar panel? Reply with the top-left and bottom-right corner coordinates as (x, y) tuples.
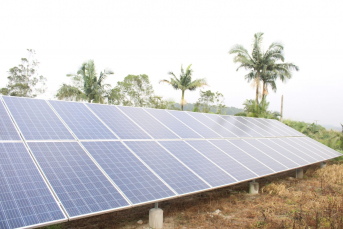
(86, 104), (151, 139)
(0, 143), (66, 229)
(220, 115), (264, 137)
(3, 97), (74, 140)
(266, 138), (318, 163)
(245, 139), (302, 168)
(210, 140), (274, 176)
(49, 100), (117, 140)
(167, 110), (221, 138)
(242, 117), (283, 137)
(187, 112), (237, 138)
(292, 137), (341, 158)
(124, 141), (210, 195)
(229, 116), (273, 137)
(281, 138), (327, 161)
(28, 142), (130, 218)
(256, 119), (292, 136)
(229, 140), (287, 172)
(145, 108), (202, 139)
(159, 141), (236, 187)
(185, 140), (256, 181)
(204, 113), (252, 137)
(118, 106), (179, 139)
(265, 119), (303, 136)
(0, 100), (21, 141)
(82, 141), (176, 204)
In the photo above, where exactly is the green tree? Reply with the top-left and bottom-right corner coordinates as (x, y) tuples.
(56, 60), (113, 103)
(0, 49), (47, 97)
(160, 64), (207, 110)
(229, 32), (299, 104)
(194, 90), (226, 114)
(240, 98), (280, 119)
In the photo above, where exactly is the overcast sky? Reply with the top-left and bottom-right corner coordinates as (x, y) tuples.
(0, 0), (342, 128)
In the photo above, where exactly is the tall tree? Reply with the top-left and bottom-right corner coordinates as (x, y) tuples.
(0, 49), (47, 97)
(160, 64), (207, 110)
(194, 90), (226, 114)
(56, 60), (113, 103)
(229, 33), (299, 104)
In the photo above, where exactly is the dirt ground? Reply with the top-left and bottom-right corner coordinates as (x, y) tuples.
(44, 161), (343, 229)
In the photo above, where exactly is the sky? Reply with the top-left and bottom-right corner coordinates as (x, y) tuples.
(0, 0), (342, 129)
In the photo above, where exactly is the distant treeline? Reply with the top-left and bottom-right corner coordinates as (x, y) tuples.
(172, 103), (243, 115)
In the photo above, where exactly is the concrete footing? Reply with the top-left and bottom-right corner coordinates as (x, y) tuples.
(249, 181), (259, 194)
(149, 208), (163, 229)
(320, 161), (327, 168)
(296, 168), (303, 179)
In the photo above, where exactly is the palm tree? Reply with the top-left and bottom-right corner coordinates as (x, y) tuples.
(229, 32), (299, 104)
(56, 60), (113, 103)
(160, 64), (207, 110)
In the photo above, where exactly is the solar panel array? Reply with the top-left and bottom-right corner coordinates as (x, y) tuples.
(0, 96), (341, 229)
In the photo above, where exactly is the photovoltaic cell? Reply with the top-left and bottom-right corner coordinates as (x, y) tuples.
(3, 96), (74, 140)
(82, 141), (175, 204)
(159, 141), (236, 187)
(0, 143), (66, 229)
(230, 140), (286, 172)
(220, 115), (263, 137)
(280, 138), (326, 161)
(256, 119), (292, 136)
(203, 113), (252, 137)
(243, 117), (282, 137)
(186, 140), (256, 181)
(229, 116), (273, 137)
(266, 138), (318, 163)
(167, 110), (221, 138)
(86, 104), (151, 139)
(293, 137), (340, 158)
(118, 106), (179, 139)
(210, 140), (273, 176)
(124, 141), (210, 195)
(145, 108), (202, 139)
(0, 100), (21, 141)
(28, 142), (129, 218)
(247, 139), (302, 168)
(187, 112), (237, 138)
(49, 100), (117, 140)
(266, 119), (303, 136)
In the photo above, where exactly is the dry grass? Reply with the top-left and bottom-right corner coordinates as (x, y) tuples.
(43, 162), (343, 229)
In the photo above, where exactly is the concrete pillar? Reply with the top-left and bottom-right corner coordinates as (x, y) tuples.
(296, 168), (303, 179)
(320, 161), (327, 168)
(149, 207), (163, 229)
(249, 181), (259, 194)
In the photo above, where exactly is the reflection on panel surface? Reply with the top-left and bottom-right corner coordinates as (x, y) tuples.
(0, 101), (21, 140)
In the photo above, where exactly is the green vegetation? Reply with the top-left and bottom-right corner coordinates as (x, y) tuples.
(194, 90), (226, 114)
(0, 49), (47, 97)
(235, 98), (280, 119)
(56, 60), (113, 103)
(160, 64), (207, 110)
(229, 32), (299, 104)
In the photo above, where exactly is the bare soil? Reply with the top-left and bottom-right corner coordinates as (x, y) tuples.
(43, 161), (343, 229)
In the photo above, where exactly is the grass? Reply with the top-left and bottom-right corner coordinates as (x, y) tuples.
(41, 161), (343, 229)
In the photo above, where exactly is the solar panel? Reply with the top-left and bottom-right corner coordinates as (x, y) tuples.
(2, 97), (74, 141)
(302, 137), (342, 157)
(118, 106), (179, 139)
(167, 110), (221, 138)
(0, 142), (66, 229)
(0, 100), (21, 141)
(293, 137), (341, 158)
(124, 141), (210, 195)
(187, 112), (237, 138)
(210, 140), (274, 176)
(159, 141), (237, 187)
(203, 113), (252, 137)
(81, 141), (176, 204)
(265, 119), (304, 136)
(27, 142), (130, 218)
(49, 100), (117, 140)
(280, 138), (327, 161)
(86, 104), (151, 139)
(186, 140), (257, 181)
(219, 115), (263, 137)
(144, 108), (202, 139)
(256, 118), (292, 136)
(250, 139), (307, 167)
(241, 117), (282, 137)
(229, 116), (274, 137)
(230, 140), (288, 172)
